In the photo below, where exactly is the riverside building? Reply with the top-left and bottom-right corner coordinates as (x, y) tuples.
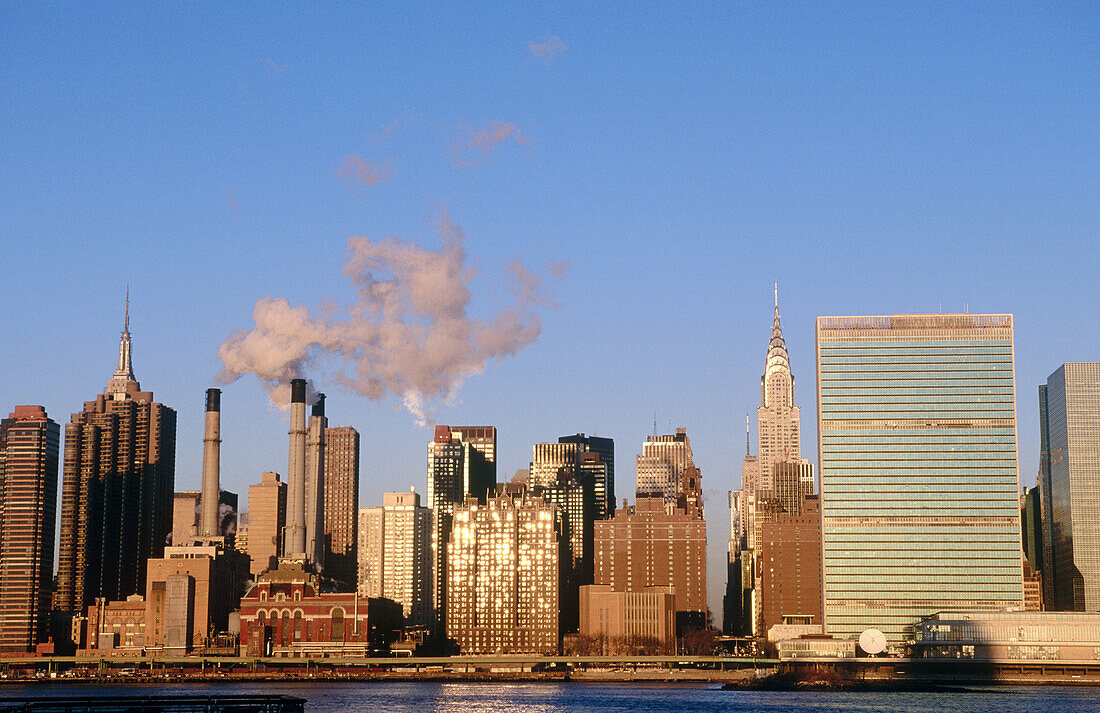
(426, 425), (495, 628)
(55, 300), (177, 615)
(358, 491), (433, 626)
(1038, 363), (1100, 612)
(0, 406), (60, 653)
(446, 490), (560, 654)
(816, 314), (1023, 647)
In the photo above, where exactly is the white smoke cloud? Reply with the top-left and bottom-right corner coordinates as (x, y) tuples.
(217, 209), (561, 425)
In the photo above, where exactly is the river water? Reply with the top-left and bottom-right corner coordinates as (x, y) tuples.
(2, 681), (1099, 712)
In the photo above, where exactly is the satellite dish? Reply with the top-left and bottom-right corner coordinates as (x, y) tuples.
(858, 628), (887, 656)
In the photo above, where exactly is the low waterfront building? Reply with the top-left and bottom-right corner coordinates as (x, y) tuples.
(915, 611), (1100, 660)
(578, 584), (676, 647)
(83, 595), (148, 654)
(777, 635), (856, 660)
(238, 562), (402, 657)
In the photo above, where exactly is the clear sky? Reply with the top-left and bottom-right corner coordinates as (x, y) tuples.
(3, 3), (1098, 618)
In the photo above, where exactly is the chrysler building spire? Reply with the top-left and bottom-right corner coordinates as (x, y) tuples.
(106, 288), (138, 395)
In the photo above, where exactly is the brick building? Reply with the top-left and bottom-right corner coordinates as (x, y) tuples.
(238, 563), (402, 657)
(595, 495), (707, 625)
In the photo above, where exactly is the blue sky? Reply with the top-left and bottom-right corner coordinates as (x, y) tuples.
(3, 3), (1098, 616)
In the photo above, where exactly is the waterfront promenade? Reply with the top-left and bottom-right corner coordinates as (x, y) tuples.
(3, 655), (1100, 686)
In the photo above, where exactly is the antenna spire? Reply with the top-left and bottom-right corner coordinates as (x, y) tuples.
(774, 280), (778, 309)
(745, 414), (750, 456)
(106, 287), (138, 394)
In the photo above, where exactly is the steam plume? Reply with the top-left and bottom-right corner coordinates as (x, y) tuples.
(217, 209), (560, 424)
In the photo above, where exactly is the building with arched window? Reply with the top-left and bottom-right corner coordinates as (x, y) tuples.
(238, 562), (401, 657)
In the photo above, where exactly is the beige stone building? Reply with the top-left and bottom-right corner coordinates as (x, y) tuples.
(358, 491), (433, 626)
(246, 472), (286, 579)
(579, 584), (676, 646)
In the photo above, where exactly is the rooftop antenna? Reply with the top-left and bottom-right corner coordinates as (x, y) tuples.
(124, 284), (130, 334)
(745, 414), (751, 456)
(653, 412), (657, 437)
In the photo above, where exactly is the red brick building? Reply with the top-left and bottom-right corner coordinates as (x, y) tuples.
(238, 563), (401, 657)
(757, 494), (823, 634)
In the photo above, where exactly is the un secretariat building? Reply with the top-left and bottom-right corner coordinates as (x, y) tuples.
(816, 314), (1023, 648)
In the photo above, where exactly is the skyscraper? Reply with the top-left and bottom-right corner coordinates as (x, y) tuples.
(637, 428), (694, 499)
(817, 314), (1023, 646)
(426, 425), (495, 628)
(358, 491), (433, 626)
(55, 301), (177, 614)
(728, 290), (812, 637)
(559, 433), (615, 519)
(447, 490), (560, 654)
(0, 406), (60, 653)
(1038, 363), (1100, 611)
(321, 425), (359, 590)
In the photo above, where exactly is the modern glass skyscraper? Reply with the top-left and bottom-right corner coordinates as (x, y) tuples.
(1038, 363), (1100, 611)
(817, 314), (1023, 646)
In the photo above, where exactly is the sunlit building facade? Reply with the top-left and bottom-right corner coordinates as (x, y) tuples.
(426, 425), (495, 628)
(358, 491), (433, 626)
(447, 492), (560, 654)
(817, 314), (1023, 646)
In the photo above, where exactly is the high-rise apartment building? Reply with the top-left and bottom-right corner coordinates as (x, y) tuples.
(426, 425), (495, 627)
(1038, 363), (1100, 611)
(358, 491), (433, 626)
(817, 314), (1023, 646)
(447, 491), (560, 654)
(245, 472), (286, 579)
(1021, 486), (1043, 610)
(55, 304), (177, 614)
(321, 426), (359, 590)
(0, 406), (60, 653)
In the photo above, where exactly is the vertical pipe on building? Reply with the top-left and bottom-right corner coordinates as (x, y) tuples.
(284, 378), (308, 559)
(200, 388), (221, 538)
(306, 393), (326, 569)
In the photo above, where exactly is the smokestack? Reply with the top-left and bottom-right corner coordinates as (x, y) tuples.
(306, 393), (326, 569)
(200, 388), (221, 538)
(284, 378), (308, 559)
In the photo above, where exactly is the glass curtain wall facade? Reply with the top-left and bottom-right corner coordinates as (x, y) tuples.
(1039, 363), (1100, 611)
(816, 314), (1023, 646)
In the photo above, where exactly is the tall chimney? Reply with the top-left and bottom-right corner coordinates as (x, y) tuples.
(284, 378), (308, 559)
(200, 388), (221, 538)
(305, 393), (326, 569)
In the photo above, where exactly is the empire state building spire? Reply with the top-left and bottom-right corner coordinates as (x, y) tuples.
(106, 288), (139, 395)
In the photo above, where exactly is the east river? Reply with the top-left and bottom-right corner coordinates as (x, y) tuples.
(3, 681), (1100, 712)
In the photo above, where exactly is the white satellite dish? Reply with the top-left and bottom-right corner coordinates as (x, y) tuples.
(858, 628), (887, 656)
